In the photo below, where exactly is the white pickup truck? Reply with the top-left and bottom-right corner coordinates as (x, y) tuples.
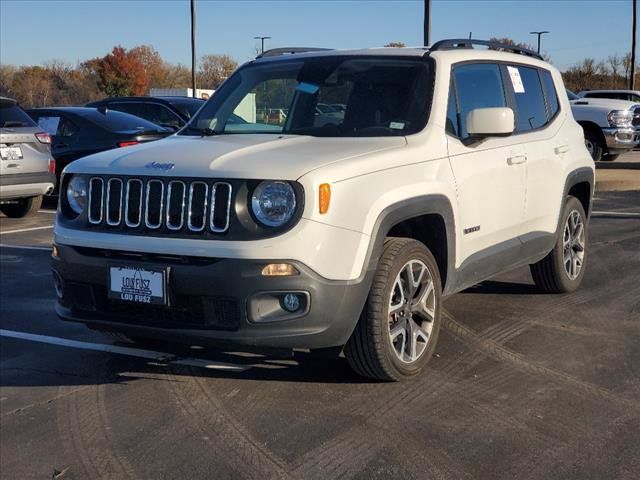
(568, 90), (640, 161)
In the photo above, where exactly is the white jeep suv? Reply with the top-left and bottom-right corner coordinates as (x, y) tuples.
(52, 40), (594, 381)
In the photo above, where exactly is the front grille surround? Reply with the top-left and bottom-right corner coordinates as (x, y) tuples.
(86, 176), (233, 235)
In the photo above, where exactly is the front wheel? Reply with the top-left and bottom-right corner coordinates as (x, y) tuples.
(344, 238), (442, 381)
(530, 196), (588, 293)
(0, 195), (42, 218)
(584, 129), (604, 162)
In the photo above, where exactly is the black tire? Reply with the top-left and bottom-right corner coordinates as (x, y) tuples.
(601, 154), (620, 162)
(530, 196), (588, 293)
(0, 195), (42, 218)
(583, 129), (604, 162)
(344, 238), (442, 381)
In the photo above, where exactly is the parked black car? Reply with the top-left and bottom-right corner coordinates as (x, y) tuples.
(85, 96), (205, 130)
(26, 107), (172, 191)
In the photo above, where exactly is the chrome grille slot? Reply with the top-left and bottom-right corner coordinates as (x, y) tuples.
(88, 177), (104, 224)
(145, 180), (165, 229)
(633, 107), (640, 127)
(106, 178), (123, 226)
(125, 179), (143, 227)
(188, 182), (208, 231)
(210, 182), (232, 232)
(166, 181), (186, 230)
(82, 176), (233, 235)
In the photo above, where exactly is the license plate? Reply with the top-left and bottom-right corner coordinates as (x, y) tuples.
(0, 145), (23, 160)
(108, 266), (166, 305)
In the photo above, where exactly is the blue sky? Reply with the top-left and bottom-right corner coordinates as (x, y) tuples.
(0, 0), (635, 70)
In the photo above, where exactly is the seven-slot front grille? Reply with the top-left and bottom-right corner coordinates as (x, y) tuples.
(87, 177), (232, 233)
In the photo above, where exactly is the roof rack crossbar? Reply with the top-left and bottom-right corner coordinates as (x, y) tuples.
(256, 47), (333, 59)
(429, 38), (543, 60)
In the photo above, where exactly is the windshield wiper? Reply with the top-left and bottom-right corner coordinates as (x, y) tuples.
(182, 125), (218, 136)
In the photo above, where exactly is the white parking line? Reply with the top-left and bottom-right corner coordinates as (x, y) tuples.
(0, 225), (54, 235)
(0, 329), (250, 372)
(37, 210), (56, 214)
(592, 211), (640, 216)
(0, 244), (51, 251)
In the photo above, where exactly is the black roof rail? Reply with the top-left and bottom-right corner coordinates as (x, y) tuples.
(429, 38), (543, 61)
(256, 47), (332, 59)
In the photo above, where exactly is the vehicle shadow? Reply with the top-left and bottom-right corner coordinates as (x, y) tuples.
(462, 279), (543, 295)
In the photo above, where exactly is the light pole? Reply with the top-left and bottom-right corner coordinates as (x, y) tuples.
(529, 30), (549, 54)
(631, 0), (636, 89)
(424, 0), (432, 46)
(190, 0), (196, 98)
(254, 36), (272, 54)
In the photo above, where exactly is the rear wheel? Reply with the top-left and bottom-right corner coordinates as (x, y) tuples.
(0, 195), (42, 218)
(344, 238), (442, 381)
(530, 196), (587, 293)
(601, 154), (620, 162)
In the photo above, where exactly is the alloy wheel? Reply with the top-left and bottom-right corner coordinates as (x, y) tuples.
(388, 259), (436, 363)
(563, 209), (585, 280)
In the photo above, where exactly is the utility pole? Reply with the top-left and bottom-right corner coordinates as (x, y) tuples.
(631, 0), (637, 89)
(423, 0), (431, 46)
(529, 31), (549, 54)
(190, 0), (196, 98)
(254, 36), (272, 54)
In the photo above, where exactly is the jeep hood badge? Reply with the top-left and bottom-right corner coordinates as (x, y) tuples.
(145, 161), (175, 171)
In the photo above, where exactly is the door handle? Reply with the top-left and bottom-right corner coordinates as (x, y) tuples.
(554, 145), (569, 155)
(507, 155), (527, 165)
(7, 163), (20, 168)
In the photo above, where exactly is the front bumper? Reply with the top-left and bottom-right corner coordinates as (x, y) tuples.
(602, 126), (640, 154)
(52, 244), (372, 349)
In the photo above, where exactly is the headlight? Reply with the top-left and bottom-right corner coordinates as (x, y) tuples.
(607, 110), (633, 128)
(251, 181), (296, 227)
(66, 175), (87, 215)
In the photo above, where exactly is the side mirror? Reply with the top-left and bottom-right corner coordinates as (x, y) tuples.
(466, 107), (514, 139)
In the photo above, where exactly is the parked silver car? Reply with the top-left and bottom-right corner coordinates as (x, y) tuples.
(0, 97), (55, 217)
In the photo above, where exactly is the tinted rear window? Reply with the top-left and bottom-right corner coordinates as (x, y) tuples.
(167, 99), (205, 119)
(79, 109), (166, 132)
(0, 102), (36, 127)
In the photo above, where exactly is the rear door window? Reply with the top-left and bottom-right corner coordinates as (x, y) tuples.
(508, 66), (547, 132)
(452, 63), (506, 139)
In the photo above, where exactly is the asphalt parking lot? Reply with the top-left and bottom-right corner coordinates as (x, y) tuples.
(1, 157), (639, 479)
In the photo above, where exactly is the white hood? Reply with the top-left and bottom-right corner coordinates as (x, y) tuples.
(570, 98), (638, 110)
(65, 134), (407, 180)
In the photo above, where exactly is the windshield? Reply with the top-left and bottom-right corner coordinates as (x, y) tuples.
(182, 56), (434, 137)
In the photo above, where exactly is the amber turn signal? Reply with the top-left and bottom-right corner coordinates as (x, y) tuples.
(319, 183), (331, 214)
(261, 263), (300, 276)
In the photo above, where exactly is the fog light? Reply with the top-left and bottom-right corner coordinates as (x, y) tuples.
(261, 263), (299, 276)
(282, 293), (301, 312)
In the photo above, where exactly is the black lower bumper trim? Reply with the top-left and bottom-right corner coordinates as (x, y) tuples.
(52, 245), (373, 349)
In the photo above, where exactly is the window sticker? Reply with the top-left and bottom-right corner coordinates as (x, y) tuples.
(296, 82), (319, 94)
(507, 66), (525, 93)
(389, 121), (405, 130)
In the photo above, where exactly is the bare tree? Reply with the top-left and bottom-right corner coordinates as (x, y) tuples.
(198, 54), (238, 89)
